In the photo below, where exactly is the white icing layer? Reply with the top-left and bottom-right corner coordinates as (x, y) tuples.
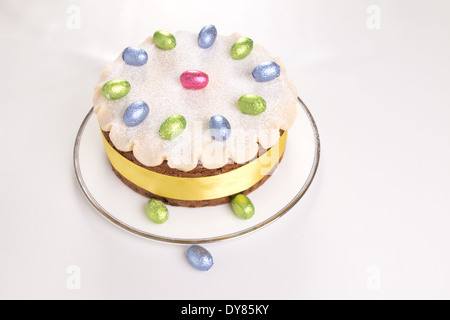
(93, 31), (298, 171)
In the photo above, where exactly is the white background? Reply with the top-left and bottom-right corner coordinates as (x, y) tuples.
(1, 0), (449, 300)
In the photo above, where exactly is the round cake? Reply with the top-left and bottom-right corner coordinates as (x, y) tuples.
(93, 26), (298, 207)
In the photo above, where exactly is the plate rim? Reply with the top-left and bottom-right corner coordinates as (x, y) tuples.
(73, 97), (321, 244)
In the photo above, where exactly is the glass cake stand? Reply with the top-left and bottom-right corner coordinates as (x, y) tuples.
(73, 97), (320, 244)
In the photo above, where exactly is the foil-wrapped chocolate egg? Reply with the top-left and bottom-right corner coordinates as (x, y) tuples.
(186, 245), (214, 271)
(180, 70), (209, 89)
(252, 61), (281, 82)
(145, 199), (168, 224)
(198, 25), (217, 49)
(122, 47), (148, 66)
(238, 94), (267, 115)
(123, 100), (149, 127)
(153, 30), (176, 50)
(102, 79), (131, 100)
(231, 37), (253, 60)
(209, 115), (231, 141)
(231, 194), (255, 219)
(159, 114), (187, 140)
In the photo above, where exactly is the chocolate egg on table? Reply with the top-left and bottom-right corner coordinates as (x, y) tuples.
(123, 100), (149, 127)
(238, 94), (267, 115)
(209, 115), (231, 141)
(180, 70), (209, 89)
(198, 24), (217, 49)
(145, 199), (168, 224)
(153, 30), (177, 50)
(159, 114), (187, 140)
(102, 79), (131, 100)
(231, 37), (253, 60)
(122, 47), (148, 66)
(252, 61), (281, 82)
(231, 194), (255, 220)
(186, 245), (214, 271)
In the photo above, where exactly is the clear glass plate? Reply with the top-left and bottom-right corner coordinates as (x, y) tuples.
(73, 97), (320, 244)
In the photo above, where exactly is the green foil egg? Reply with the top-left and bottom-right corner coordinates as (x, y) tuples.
(153, 30), (177, 50)
(238, 94), (267, 115)
(145, 199), (168, 224)
(231, 37), (253, 60)
(159, 114), (186, 140)
(231, 194), (255, 220)
(102, 79), (131, 100)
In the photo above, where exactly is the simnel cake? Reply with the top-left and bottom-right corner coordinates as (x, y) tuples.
(93, 25), (298, 207)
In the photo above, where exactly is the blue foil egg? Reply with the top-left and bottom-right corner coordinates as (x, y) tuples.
(198, 25), (217, 49)
(209, 115), (231, 141)
(252, 61), (281, 82)
(187, 245), (214, 271)
(122, 47), (148, 66)
(123, 101), (149, 127)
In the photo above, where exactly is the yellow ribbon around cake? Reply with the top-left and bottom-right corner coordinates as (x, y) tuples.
(102, 131), (287, 201)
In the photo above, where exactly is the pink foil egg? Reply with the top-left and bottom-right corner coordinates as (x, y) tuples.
(180, 70), (209, 89)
